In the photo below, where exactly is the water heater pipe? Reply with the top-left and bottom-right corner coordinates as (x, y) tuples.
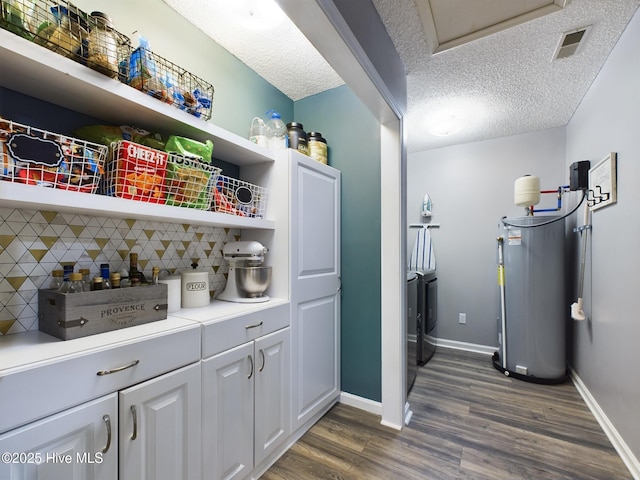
(571, 201), (590, 321)
(531, 186), (571, 214)
(497, 236), (507, 369)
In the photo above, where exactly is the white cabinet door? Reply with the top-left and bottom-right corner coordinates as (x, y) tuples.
(290, 154), (341, 431)
(202, 342), (254, 480)
(119, 363), (201, 480)
(254, 327), (290, 467)
(0, 394), (117, 480)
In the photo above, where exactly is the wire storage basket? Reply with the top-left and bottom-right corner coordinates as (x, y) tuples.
(126, 47), (214, 120)
(164, 154), (221, 210)
(212, 175), (268, 219)
(1, 0), (131, 79)
(103, 140), (220, 209)
(102, 141), (169, 203)
(0, 118), (107, 192)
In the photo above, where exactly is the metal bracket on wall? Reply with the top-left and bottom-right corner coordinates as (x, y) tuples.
(409, 224), (441, 229)
(573, 225), (592, 233)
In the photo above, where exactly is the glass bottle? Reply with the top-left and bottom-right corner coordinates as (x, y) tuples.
(92, 276), (103, 291)
(57, 265), (74, 293)
(129, 253), (148, 284)
(110, 272), (121, 289)
(86, 11), (118, 78)
(152, 266), (160, 285)
(50, 269), (64, 289)
(100, 263), (112, 289)
(68, 273), (85, 293)
(119, 268), (131, 288)
(79, 268), (92, 291)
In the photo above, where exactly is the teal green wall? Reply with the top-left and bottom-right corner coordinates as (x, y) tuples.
(295, 86), (382, 402)
(70, 0), (293, 138)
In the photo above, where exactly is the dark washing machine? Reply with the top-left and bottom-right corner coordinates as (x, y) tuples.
(406, 272), (418, 394)
(416, 269), (437, 365)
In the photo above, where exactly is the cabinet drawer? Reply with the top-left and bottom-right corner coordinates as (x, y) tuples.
(202, 303), (289, 358)
(0, 324), (200, 433)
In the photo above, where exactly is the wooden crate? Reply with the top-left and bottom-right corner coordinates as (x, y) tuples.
(38, 284), (168, 340)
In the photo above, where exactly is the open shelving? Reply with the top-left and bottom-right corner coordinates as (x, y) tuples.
(0, 29), (276, 229)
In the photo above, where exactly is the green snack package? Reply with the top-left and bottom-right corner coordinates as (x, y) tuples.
(164, 136), (214, 163)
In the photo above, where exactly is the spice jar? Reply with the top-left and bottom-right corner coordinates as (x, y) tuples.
(87, 11), (118, 77)
(286, 122), (308, 155)
(308, 132), (328, 164)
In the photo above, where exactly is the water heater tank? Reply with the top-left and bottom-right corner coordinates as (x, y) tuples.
(495, 216), (567, 383)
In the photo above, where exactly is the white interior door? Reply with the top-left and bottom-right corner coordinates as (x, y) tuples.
(290, 152), (341, 431)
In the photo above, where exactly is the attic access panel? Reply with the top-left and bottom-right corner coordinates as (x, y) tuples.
(416, 0), (567, 53)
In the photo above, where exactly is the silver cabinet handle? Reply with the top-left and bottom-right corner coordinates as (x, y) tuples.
(259, 349), (265, 372)
(130, 405), (138, 440)
(337, 276), (342, 293)
(101, 415), (112, 454)
(96, 359), (140, 376)
(245, 321), (263, 329)
(248, 355), (254, 379)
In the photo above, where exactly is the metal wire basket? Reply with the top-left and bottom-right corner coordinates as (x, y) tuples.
(0, 118), (108, 193)
(1, 0), (131, 79)
(211, 175), (268, 219)
(103, 140), (220, 209)
(126, 47), (214, 120)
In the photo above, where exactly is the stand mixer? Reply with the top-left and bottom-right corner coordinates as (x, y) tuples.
(218, 241), (272, 303)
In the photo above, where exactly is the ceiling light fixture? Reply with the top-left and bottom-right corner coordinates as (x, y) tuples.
(425, 110), (468, 136)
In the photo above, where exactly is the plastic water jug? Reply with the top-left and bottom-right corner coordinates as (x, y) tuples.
(249, 117), (268, 148)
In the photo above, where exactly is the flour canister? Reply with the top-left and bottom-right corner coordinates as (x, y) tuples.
(180, 270), (210, 308)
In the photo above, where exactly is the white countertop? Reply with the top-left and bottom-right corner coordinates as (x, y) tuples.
(0, 298), (289, 375)
(171, 297), (289, 325)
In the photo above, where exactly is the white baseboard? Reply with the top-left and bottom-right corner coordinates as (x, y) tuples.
(339, 391), (382, 416)
(570, 367), (639, 480)
(436, 338), (497, 356)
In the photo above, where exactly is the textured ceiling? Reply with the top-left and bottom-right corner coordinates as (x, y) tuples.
(162, 0), (344, 101)
(167, 0), (640, 154)
(373, 0), (640, 152)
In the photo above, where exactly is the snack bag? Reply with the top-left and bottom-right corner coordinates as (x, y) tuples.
(164, 135), (213, 163)
(74, 125), (166, 151)
(107, 141), (168, 203)
(164, 154), (220, 209)
(128, 36), (162, 96)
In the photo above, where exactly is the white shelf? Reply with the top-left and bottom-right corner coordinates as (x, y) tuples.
(0, 29), (277, 230)
(0, 182), (275, 228)
(0, 29), (276, 167)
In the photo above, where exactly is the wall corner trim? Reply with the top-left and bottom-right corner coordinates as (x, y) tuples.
(570, 367), (640, 480)
(436, 339), (498, 356)
(339, 391), (383, 416)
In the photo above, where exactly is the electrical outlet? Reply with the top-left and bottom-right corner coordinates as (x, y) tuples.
(459, 313), (466, 324)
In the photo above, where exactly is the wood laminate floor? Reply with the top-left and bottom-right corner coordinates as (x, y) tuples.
(261, 348), (631, 480)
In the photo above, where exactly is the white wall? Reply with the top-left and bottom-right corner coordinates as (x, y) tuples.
(407, 128), (566, 347)
(566, 8), (640, 465)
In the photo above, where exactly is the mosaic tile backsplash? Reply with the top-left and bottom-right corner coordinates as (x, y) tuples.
(0, 207), (239, 336)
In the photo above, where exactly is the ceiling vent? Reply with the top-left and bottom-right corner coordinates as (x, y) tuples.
(553, 26), (591, 60)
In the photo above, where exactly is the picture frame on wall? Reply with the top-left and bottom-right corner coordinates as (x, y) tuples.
(588, 152), (617, 211)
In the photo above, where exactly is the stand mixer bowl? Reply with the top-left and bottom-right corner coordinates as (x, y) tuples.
(235, 266), (272, 298)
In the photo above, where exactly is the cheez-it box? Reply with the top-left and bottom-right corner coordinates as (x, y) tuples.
(111, 141), (168, 203)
